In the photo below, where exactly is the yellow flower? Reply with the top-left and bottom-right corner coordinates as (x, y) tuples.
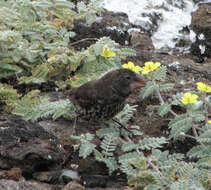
(141, 61), (161, 75)
(208, 120), (211, 124)
(100, 47), (116, 58)
(122, 61), (141, 73)
(181, 92), (198, 105)
(196, 82), (211, 93)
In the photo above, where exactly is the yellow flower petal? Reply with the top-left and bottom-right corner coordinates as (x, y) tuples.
(122, 63), (129, 69)
(154, 62), (161, 69)
(208, 120), (211, 124)
(141, 61), (161, 75)
(122, 62), (141, 73)
(181, 92), (198, 105)
(197, 82), (211, 93)
(142, 69), (150, 75)
(134, 65), (141, 73)
(127, 61), (135, 68)
(101, 47), (116, 58)
(145, 61), (154, 66)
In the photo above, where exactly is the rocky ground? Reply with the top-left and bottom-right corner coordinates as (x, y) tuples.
(0, 2), (211, 190)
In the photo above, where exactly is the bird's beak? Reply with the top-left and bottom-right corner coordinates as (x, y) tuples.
(130, 74), (145, 91)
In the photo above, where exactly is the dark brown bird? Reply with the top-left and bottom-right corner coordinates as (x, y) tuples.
(68, 68), (145, 122)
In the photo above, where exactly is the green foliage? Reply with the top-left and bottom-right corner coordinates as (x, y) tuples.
(0, 0), (136, 115)
(79, 142), (96, 158)
(121, 141), (138, 152)
(159, 83), (174, 92)
(169, 93), (184, 106)
(115, 48), (137, 57)
(13, 90), (75, 121)
(0, 83), (20, 111)
(140, 81), (158, 98)
(187, 124), (211, 159)
(151, 65), (167, 81)
(138, 137), (167, 150)
(157, 103), (171, 116)
(1, 1), (210, 189)
(115, 104), (138, 125)
(135, 150), (209, 190)
(169, 113), (192, 139)
(94, 150), (118, 174)
(100, 134), (117, 157)
(0, 0), (121, 88)
(74, 96), (211, 189)
(0, 0), (77, 79)
(77, 0), (103, 25)
(67, 37), (126, 87)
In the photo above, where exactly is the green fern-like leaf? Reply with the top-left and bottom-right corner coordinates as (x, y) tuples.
(169, 93), (183, 106)
(140, 81), (158, 99)
(79, 142), (96, 158)
(103, 157), (118, 174)
(77, 0), (103, 26)
(116, 48), (136, 57)
(197, 157), (211, 169)
(115, 104), (138, 124)
(120, 160), (137, 176)
(130, 125), (143, 136)
(191, 110), (205, 122)
(138, 137), (167, 150)
(18, 64), (50, 84)
(188, 145), (211, 158)
(170, 179), (204, 190)
(122, 141), (138, 152)
(169, 114), (192, 139)
(94, 150), (118, 174)
(96, 126), (120, 139)
(54, 0), (75, 9)
(13, 91), (75, 121)
(177, 162), (194, 179)
(144, 185), (161, 190)
(198, 129), (211, 144)
(159, 83), (174, 92)
(119, 152), (141, 164)
(128, 172), (157, 187)
(0, 83), (20, 104)
(157, 103), (171, 116)
(152, 65), (167, 81)
(100, 134), (117, 157)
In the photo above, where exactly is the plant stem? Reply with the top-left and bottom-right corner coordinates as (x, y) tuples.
(135, 146), (164, 177)
(147, 158), (164, 177)
(180, 133), (197, 140)
(192, 125), (199, 138)
(69, 38), (98, 46)
(154, 81), (177, 117)
(202, 93), (208, 124)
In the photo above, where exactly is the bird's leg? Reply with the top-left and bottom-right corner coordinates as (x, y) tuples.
(72, 116), (78, 135)
(112, 118), (131, 133)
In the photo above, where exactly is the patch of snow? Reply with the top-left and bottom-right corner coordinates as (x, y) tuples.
(199, 45), (205, 54)
(151, 1), (195, 50)
(168, 61), (181, 69)
(102, 0), (197, 51)
(189, 30), (196, 43)
(198, 33), (205, 40)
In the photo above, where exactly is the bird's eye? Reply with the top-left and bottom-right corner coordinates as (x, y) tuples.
(126, 76), (131, 80)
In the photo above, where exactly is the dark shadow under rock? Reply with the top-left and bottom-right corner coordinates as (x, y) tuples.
(0, 115), (66, 178)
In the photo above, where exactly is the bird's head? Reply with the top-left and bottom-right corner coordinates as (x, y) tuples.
(110, 68), (145, 97)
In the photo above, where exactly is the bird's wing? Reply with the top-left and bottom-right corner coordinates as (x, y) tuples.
(71, 82), (99, 108)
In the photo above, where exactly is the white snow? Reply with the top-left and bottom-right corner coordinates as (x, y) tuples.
(102, 0), (197, 51)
